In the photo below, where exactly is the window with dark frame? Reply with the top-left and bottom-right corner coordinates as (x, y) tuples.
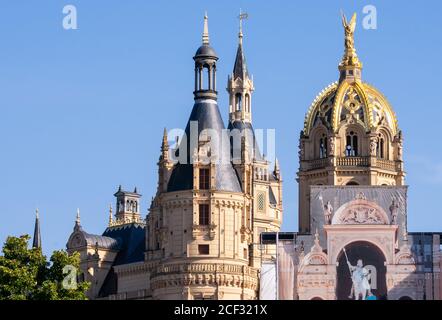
(199, 168), (210, 190)
(319, 133), (327, 159)
(198, 244), (209, 255)
(345, 131), (358, 157)
(199, 204), (210, 225)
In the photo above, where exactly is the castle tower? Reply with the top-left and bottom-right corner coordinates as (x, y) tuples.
(297, 13), (404, 233)
(226, 14), (283, 266)
(113, 186), (142, 225)
(227, 13), (254, 124)
(146, 14), (259, 300)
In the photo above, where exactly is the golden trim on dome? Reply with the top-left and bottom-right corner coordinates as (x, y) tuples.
(363, 83), (398, 134)
(332, 81), (372, 132)
(303, 82), (338, 135)
(304, 81), (398, 136)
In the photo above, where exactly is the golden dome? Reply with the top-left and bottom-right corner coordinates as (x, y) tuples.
(303, 13), (398, 137)
(303, 80), (398, 136)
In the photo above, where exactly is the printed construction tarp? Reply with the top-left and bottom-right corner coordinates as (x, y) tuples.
(260, 262), (276, 300)
(278, 242), (297, 300)
(310, 186), (408, 247)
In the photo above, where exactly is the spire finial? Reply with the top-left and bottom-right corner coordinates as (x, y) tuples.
(161, 128), (169, 161)
(202, 13), (210, 45)
(274, 158), (280, 172)
(35, 208), (39, 219)
(108, 204), (113, 226)
(339, 11), (362, 74)
(163, 127), (168, 143)
(76, 208), (81, 225)
(238, 10), (248, 46)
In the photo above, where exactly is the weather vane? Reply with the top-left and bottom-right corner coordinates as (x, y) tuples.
(238, 9), (249, 33)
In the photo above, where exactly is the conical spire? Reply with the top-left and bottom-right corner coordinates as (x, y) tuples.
(161, 128), (169, 161)
(233, 10), (249, 80)
(202, 12), (210, 45)
(274, 158), (280, 173)
(32, 208), (41, 249)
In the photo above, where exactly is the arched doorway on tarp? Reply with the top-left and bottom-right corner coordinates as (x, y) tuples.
(336, 241), (387, 300)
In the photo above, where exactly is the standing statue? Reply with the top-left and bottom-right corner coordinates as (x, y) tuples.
(343, 248), (371, 300)
(324, 201), (333, 224)
(389, 198), (399, 225)
(340, 12), (362, 69)
(397, 141), (403, 160)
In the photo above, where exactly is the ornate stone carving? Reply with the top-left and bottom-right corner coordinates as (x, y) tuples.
(332, 199), (389, 225)
(328, 136), (335, 156)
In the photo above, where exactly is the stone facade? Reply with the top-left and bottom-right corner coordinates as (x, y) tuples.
(66, 14), (282, 300)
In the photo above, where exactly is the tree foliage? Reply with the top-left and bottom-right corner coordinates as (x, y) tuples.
(0, 235), (90, 300)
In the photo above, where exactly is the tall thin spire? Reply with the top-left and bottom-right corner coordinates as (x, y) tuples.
(233, 10), (249, 80)
(202, 12), (210, 45)
(32, 208), (41, 249)
(161, 128), (169, 161)
(76, 208), (81, 225)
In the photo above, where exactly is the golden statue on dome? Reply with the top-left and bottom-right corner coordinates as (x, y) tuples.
(340, 12), (362, 70)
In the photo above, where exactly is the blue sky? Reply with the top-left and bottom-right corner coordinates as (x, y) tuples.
(1, 0), (442, 256)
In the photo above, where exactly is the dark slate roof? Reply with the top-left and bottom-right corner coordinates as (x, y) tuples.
(96, 223), (145, 298)
(167, 100), (242, 193)
(233, 43), (249, 80)
(102, 223), (145, 265)
(195, 44), (217, 58)
(82, 232), (121, 250)
(228, 120), (264, 161)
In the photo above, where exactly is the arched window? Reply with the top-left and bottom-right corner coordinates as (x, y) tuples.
(245, 94), (250, 112)
(204, 65), (210, 90)
(319, 133), (327, 159)
(345, 131), (358, 156)
(376, 133), (386, 159)
(235, 93), (242, 111)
